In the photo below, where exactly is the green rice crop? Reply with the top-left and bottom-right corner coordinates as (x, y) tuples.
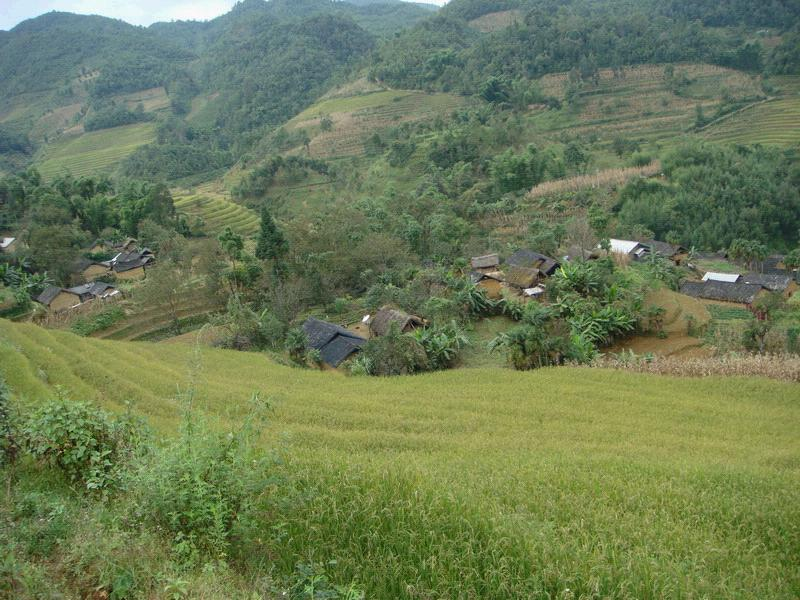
(35, 123), (157, 180)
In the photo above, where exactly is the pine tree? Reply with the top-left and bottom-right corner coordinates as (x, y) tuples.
(255, 206), (288, 261)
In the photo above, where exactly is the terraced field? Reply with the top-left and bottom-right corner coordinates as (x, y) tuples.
(116, 87), (171, 112)
(1, 319), (799, 598)
(468, 10), (522, 32)
(702, 98), (800, 146)
(91, 295), (223, 342)
(288, 89), (465, 158)
(532, 64), (763, 152)
(35, 123), (157, 179)
(173, 183), (260, 237)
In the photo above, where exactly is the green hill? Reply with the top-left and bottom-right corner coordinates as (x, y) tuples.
(1, 318), (799, 597)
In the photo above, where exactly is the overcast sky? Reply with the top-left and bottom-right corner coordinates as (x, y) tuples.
(0, 0), (447, 31)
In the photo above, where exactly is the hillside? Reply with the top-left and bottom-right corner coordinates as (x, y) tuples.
(1, 318), (799, 597)
(0, 0), (437, 179)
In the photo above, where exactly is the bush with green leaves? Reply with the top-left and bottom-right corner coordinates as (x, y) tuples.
(413, 321), (469, 370)
(70, 306), (125, 337)
(492, 260), (646, 370)
(21, 396), (144, 491)
(127, 392), (276, 565)
(0, 377), (18, 467)
(214, 297), (287, 351)
(288, 562), (365, 600)
(360, 323), (428, 376)
(286, 328), (309, 365)
(489, 305), (583, 370)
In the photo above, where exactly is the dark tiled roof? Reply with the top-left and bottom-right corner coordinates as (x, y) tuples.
(302, 318), (366, 367)
(741, 272), (793, 292)
(113, 259), (148, 273)
(640, 239), (685, 257)
(319, 336), (365, 367)
(35, 285), (64, 306)
(507, 249), (560, 275)
(680, 281), (764, 304)
(66, 282), (117, 300)
(762, 255), (786, 275)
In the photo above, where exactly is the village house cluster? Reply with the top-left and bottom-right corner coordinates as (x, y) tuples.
(33, 238), (156, 313)
(606, 238), (798, 307)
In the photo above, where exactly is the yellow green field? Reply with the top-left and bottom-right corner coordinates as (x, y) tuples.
(1, 318), (799, 598)
(35, 123), (157, 179)
(703, 97), (800, 146)
(287, 89), (465, 158)
(468, 9), (523, 32)
(173, 183), (260, 237)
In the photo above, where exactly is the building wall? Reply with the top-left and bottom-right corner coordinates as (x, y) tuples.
(50, 292), (81, 312)
(115, 266), (146, 281)
(83, 264), (109, 280)
(478, 278), (503, 299)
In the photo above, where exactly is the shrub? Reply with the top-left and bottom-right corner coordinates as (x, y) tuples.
(0, 377), (18, 466)
(413, 321), (469, 370)
(285, 328), (309, 365)
(21, 396), (144, 491)
(127, 392), (276, 565)
(70, 306), (125, 337)
(288, 562), (365, 600)
(360, 324), (428, 376)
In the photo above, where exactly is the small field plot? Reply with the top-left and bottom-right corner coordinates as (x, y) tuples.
(703, 98), (800, 146)
(533, 64), (762, 148)
(287, 89), (464, 158)
(116, 87), (171, 112)
(35, 123), (157, 179)
(173, 183), (260, 237)
(609, 287), (712, 358)
(468, 10), (522, 32)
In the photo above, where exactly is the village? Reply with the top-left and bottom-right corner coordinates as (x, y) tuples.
(3, 225), (799, 370)
(296, 238), (799, 368)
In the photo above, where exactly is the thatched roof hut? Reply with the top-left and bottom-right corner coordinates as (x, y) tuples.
(370, 306), (425, 337)
(505, 266), (539, 289)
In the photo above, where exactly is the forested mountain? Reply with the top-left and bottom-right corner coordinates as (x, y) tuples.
(370, 0), (794, 93)
(0, 0), (437, 176)
(1, 0), (799, 181)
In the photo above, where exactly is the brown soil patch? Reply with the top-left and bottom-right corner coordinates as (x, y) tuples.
(609, 287), (712, 358)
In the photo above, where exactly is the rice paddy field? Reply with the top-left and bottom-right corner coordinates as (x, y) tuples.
(34, 123), (157, 180)
(703, 97), (800, 146)
(1, 318), (799, 598)
(173, 183), (260, 237)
